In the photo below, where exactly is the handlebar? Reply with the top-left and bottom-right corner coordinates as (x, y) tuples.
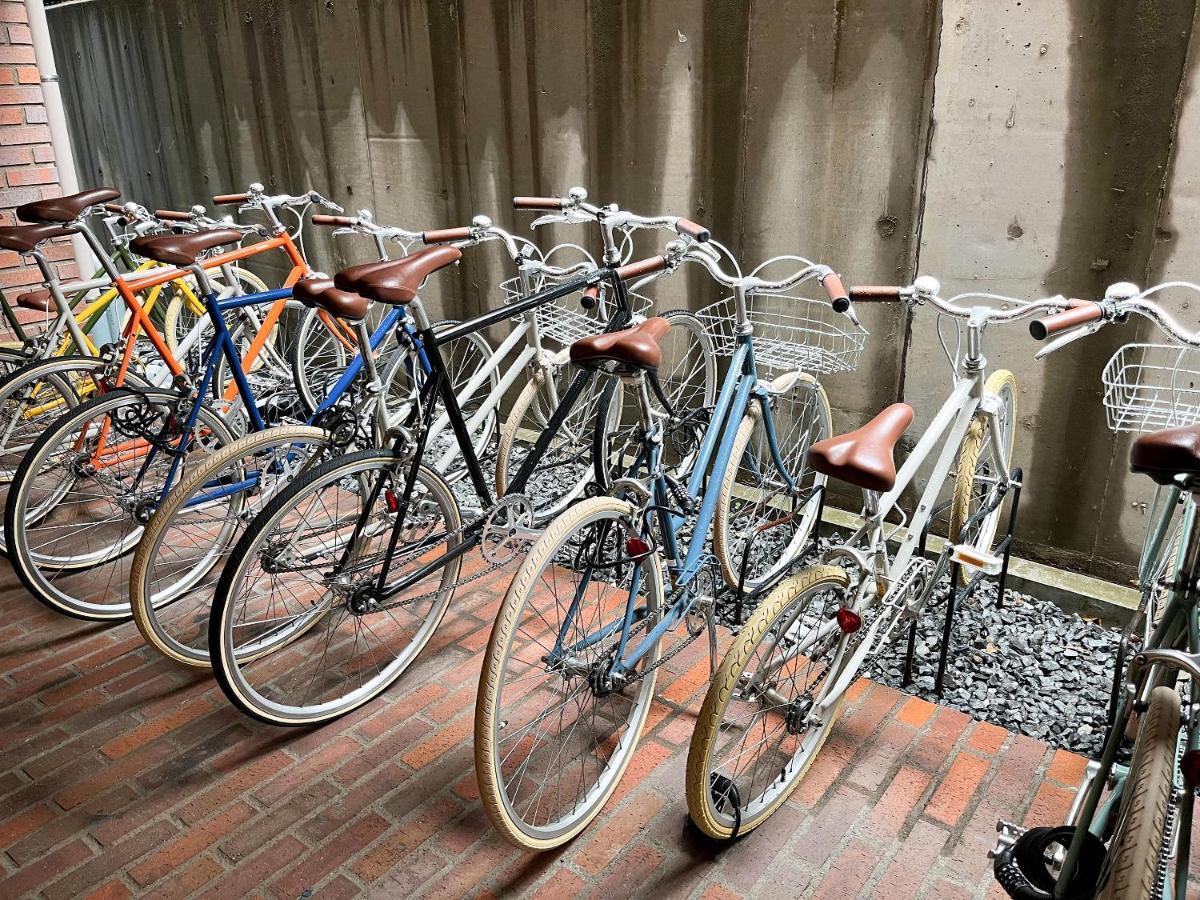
(1029, 301), (1103, 340)
(212, 193), (248, 206)
(312, 214), (356, 228)
(422, 226), (474, 244)
(154, 209), (193, 223)
(615, 256), (668, 280)
(820, 272), (850, 312)
(513, 196), (567, 210)
(849, 285), (904, 301)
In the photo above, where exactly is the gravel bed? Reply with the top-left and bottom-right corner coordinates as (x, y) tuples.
(864, 572), (1123, 758)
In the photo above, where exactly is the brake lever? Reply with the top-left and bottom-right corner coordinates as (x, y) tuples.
(1033, 321), (1104, 360)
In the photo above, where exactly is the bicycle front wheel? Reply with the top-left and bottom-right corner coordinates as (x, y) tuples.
(1097, 685), (1182, 900)
(686, 565), (850, 839)
(130, 425), (335, 666)
(495, 365), (618, 523)
(949, 368), (1017, 585)
(475, 496), (664, 849)
(209, 449), (462, 725)
(713, 372), (831, 591)
(5, 387), (234, 620)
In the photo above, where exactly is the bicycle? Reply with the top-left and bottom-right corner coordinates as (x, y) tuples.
(473, 236), (854, 848)
(204, 204), (711, 726)
(2, 188), (353, 620)
(992, 282), (1200, 900)
(682, 275), (1076, 841)
(127, 212), (553, 666)
(0, 186), (339, 500)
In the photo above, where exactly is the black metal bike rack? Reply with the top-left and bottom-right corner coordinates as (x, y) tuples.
(901, 467), (1025, 697)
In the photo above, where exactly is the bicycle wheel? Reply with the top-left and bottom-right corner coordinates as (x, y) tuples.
(130, 425), (335, 666)
(5, 387), (234, 620)
(164, 267), (269, 356)
(496, 365), (619, 523)
(209, 449), (462, 725)
(290, 306), (357, 415)
(475, 496), (664, 849)
(1097, 685), (1182, 900)
(595, 309), (718, 484)
(0, 356), (99, 484)
(386, 320), (500, 481)
(686, 565), (851, 839)
(949, 368), (1017, 585)
(713, 372), (832, 591)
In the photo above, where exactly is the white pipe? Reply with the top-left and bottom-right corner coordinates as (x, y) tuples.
(25, 0), (95, 281)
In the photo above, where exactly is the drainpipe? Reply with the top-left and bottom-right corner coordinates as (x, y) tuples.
(25, 0), (97, 287)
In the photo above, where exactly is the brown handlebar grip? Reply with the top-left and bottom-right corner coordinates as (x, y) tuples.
(312, 214), (355, 227)
(513, 196), (565, 210)
(1029, 301), (1103, 340)
(212, 193), (249, 205)
(849, 285), (903, 301)
(154, 209), (192, 222)
(422, 227), (472, 244)
(675, 218), (710, 242)
(615, 256), (668, 281)
(821, 272), (851, 313)
(103, 202), (125, 214)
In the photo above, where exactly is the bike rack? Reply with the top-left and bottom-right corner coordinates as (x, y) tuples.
(902, 467), (1024, 697)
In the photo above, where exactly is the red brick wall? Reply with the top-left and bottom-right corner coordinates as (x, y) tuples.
(0, 0), (78, 297)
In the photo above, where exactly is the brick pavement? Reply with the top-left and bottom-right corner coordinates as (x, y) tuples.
(0, 555), (1092, 899)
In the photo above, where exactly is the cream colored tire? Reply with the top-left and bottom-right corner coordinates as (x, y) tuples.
(686, 565), (851, 839)
(475, 496), (663, 849)
(713, 373), (832, 591)
(949, 368), (1017, 586)
(130, 425), (332, 667)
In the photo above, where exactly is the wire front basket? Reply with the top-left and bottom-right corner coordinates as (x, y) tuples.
(500, 274), (652, 348)
(696, 291), (868, 376)
(1102, 342), (1200, 433)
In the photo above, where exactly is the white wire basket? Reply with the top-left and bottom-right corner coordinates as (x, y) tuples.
(1102, 342), (1200, 433)
(500, 274), (652, 348)
(696, 291), (868, 376)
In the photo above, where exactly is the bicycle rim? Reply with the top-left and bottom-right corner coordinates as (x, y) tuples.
(211, 450), (462, 724)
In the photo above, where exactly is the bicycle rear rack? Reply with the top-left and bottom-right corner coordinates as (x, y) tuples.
(901, 467), (1025, 697)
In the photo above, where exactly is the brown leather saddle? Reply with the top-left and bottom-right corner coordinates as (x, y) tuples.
(293, 277), (369, 322)
(569, 318), (673, 374)
(807, 403), (915, 492)
(0, 224), (74, 254)
(15, 288), (53, 312)
(1130, 424), (1200, 488)
(129, 229), (243, 266)
(334, 246), (461, 304)
(16, 187), (119, 224)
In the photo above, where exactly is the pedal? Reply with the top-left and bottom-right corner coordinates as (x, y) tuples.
(951, 544), (1004, 576)
(989, 820), (1025, 859)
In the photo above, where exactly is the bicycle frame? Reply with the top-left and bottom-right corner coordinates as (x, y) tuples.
(357, 268), (632, 603)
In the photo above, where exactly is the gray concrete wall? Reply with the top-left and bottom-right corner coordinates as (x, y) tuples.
(45, 0), (1200, 580)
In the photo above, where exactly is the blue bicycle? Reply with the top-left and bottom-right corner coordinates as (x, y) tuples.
(474, 235), (859, 848)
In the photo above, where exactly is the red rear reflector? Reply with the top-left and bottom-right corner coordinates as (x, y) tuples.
(1182, 750), (1200, 789)
(835, 608), (861, 633)
(384, 489), (399, 513)
(626, 537), (650, 556)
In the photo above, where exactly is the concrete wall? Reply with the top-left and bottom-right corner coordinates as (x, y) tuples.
(44, 0), (1200, 580)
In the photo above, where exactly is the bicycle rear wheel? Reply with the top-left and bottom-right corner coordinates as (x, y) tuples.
(5, 387), (233, 620)
(209, 449), (462, 725)
(686, 565), (850, 839)
(475, 496), (663, 849)
(130, 425), (335, 666)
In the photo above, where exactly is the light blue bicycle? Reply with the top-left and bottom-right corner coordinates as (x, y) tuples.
(474, 234), (862, 849)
